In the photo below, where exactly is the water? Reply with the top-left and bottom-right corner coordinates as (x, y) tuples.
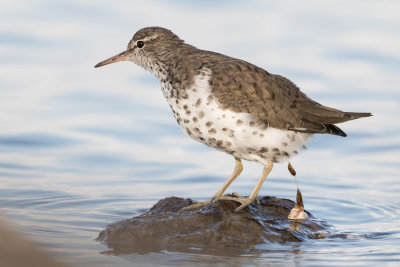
(1, 0), (399, 265)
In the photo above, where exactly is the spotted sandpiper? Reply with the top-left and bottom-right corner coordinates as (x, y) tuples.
(95, 27), (372, 212)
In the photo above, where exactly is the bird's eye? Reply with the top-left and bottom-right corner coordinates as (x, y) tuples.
(137, 41), (144, 48)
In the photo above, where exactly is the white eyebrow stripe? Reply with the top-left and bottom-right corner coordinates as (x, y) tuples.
(128, 34), (159, 50)
(140, 35), (159, 42)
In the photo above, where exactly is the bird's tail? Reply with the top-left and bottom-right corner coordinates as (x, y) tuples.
(343, 112), (373, 122)
(323, 112), (372, 137)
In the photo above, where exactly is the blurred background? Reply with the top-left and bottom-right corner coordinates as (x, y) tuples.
(0, 0), (399, 266)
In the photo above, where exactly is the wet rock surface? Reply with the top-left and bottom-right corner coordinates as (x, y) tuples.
(97, 196), (332, 256)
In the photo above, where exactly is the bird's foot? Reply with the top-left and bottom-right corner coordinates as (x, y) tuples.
(179, 199), (213, 211)
(180, 193), (225, 211)
(218, 193), (259, 212)
(180, 193), (259, 212)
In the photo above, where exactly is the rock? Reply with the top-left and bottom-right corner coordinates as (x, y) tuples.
(97, 196), (331, 256)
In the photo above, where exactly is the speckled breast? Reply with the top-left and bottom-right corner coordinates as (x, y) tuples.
(159, 68), (312, 164)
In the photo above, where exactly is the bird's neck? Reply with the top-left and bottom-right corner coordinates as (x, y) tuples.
(148, 43), (197, 83)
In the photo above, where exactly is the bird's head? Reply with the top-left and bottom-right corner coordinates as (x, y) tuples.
(95, 27), (184, 71)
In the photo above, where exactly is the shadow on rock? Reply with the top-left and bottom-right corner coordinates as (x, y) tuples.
(97, 196), (331, 256)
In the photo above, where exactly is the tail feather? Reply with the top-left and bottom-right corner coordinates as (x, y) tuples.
(343, 112), (372, 121)
(324, 124), (347, 137)
(324, 112), (372, 137)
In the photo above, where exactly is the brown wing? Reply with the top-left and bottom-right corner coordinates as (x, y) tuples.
(208, 58), (371, 137)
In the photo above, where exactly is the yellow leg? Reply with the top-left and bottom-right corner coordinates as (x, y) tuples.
(180, 158), (243, 211)
(219, 159), (273, 212)
(212, 158), (243, 198)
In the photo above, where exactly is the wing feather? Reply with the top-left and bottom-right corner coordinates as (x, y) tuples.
(206, 57), (371, 136)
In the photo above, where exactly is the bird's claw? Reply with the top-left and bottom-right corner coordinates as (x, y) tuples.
(218, 194), (258, 212)
(180, 193), (258, 212)
(179, 199), (212, 211)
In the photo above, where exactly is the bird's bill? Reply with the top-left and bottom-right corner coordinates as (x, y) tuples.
(94, 51), (129, 68)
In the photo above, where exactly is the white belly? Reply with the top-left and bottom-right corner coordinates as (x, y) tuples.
(160, 68), (312, 164)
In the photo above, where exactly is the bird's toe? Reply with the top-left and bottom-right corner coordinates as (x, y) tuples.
(179, 199), (211, 212)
